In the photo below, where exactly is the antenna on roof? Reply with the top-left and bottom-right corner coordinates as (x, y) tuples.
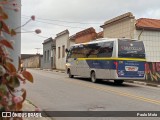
(35, 48), (41, 54)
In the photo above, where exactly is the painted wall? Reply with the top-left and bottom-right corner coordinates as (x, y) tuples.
(56, 31), (69, 70)
(43, 40), (53, 69)
(69, 40), (75, 47)
(134, 30), (160, 62)
(103, 17), (160, 62)
(103, 18), (135, 39)
(145, 62), (160, 84)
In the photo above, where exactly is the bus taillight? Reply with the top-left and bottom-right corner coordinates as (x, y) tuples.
(114, 61), (118, 70)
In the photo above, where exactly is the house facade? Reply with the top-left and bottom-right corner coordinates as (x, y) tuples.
(75, 27), (97, 43)
(134, 18), (160, 62)
(101, 12), (135, 39)
(73, 27), (103, 44)
(101, 12), (160, 62)
(55, 30), (70, 70)
(101, 12), (160, 82)
(42, 28), (103, 70)
(42, 37), (56, 69)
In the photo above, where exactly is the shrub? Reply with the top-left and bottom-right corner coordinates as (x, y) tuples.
(0, 1), (33, 119)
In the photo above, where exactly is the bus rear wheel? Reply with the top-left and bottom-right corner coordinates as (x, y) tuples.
(68, 69), (74, 78)
(114, 80), (124, 85)
(91, 71), (97, 83)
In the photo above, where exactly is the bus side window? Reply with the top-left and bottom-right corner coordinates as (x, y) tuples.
(97, 42), (113, 57)
(85, 43), (99, 58)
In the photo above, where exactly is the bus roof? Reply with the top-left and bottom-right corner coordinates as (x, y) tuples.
(70, 38), (140, 47)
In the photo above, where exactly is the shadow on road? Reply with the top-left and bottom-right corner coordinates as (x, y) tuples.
(72, 77), (140, 88)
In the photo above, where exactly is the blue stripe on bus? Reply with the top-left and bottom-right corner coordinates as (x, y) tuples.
(86, 60), (145, 78)
(86, 60), (116, 69)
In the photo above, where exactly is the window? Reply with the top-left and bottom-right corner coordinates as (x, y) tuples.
(71, 45), (86, 58)
(118, 40), (145, 58)
(51, 49), (53, 57)
(47, 50), (50, 61)
(62, 45), (65, 58)
(58, 47), (60, 58)
(68, 42), (113, 58)
(44, 51), (46, 62)
(85, 43), (100, 58)
(97, 42), (113, 57)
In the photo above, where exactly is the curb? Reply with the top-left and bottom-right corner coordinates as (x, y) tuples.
(37, 68), (66, 74)
(131, 81), (160, 88)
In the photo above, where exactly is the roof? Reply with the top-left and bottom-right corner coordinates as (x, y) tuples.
(69, 34), (76, 41)
(136, 18), (160, 31)
(97, 31), (103, 38)
(21, 54), (37, 60)
(75, 27), (96, 38)
(100, 12), (135, 28)
(56, 29), (69, 38)
(42, 37), (53, 44)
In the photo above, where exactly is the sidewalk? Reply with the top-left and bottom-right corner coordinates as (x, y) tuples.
(23, 100), (54, 120)
(126, 80), (160, 88)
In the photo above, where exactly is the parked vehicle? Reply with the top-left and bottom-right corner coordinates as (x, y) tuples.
(66, 38), (146, 84)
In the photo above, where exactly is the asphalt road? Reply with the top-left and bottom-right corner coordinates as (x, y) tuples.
(25, 69), (160, 120)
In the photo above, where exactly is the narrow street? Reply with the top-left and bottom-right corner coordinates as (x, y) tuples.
(25, 69), (160, 120)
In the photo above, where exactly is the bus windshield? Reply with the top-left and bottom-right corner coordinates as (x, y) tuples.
(118, 40), (145, 58)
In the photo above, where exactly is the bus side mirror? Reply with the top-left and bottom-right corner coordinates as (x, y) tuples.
(65, 48), (69, 53)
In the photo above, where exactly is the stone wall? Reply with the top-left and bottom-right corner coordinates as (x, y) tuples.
(22, 55), (42, 68)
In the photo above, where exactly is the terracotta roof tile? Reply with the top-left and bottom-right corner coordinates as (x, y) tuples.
(76, 27), (96, 38)
(136, 18), (160, 31)
(69, 34), (76, 40)
(97, 31), (103, 38)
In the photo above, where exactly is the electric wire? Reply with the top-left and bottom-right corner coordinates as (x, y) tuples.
(22, 15), (102, 24)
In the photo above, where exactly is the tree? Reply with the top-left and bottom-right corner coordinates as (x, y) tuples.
(0, 1), (34, 119)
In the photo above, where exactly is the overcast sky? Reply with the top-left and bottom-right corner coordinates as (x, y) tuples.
(21, 0), (160, 54)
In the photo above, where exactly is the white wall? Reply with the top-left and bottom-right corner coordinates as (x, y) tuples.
(56, 33), (69, 70)
(69, 40), (75, 47)
(103, 18), (135, 39)
(134, 30), (160, 62)
(103, 16), (160, 62)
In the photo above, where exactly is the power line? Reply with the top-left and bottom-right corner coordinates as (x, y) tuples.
(22, 17), (87, 29)
(22, 15), (102, 24)
(36, 20), (86, 29)
(21, 29), (50, 39)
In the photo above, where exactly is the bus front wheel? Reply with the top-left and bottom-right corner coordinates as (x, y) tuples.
(68, 69), (74, 78)
(114, 80), (124, 85)
(91, 71), (97, 83)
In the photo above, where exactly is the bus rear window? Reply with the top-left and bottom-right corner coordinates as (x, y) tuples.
(118, 40), (145, 58)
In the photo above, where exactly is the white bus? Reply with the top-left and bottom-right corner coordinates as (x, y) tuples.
(66, 38), (146, 84)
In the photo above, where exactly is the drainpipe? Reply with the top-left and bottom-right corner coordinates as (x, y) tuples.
(138, 29), (144, 40)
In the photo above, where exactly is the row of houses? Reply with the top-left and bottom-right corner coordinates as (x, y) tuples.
(22, 12), (160, 82)
(41, 12), (160, 70)
(42, 27), (103, 70)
